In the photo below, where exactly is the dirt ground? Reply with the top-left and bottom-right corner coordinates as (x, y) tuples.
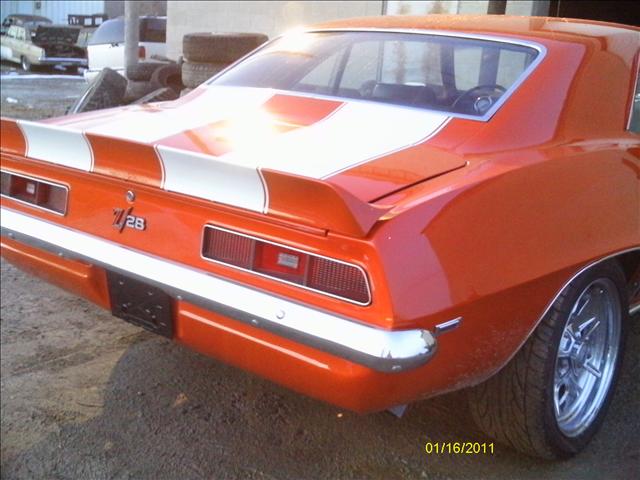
(1, 66), (639, 480)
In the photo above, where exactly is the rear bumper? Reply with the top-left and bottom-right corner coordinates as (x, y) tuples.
(1, 207), (441, 410)
(36, 57), (87, 67)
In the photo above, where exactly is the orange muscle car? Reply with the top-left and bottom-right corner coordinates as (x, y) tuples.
(1, 15), (638, 459)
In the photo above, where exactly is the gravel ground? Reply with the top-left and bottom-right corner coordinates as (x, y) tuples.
(1, 68), (639, 480)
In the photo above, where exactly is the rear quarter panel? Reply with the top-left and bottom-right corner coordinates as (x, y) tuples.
(367, 28), (640, 393)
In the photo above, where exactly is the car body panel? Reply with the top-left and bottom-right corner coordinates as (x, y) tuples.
(1, 15), (638, 412)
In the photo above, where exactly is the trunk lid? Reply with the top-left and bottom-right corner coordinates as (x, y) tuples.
(33, 25), (84, 58)
(1, 86), (470, 236)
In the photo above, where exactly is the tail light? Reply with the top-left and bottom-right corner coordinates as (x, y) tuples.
(1, 170), (68, 215)
(138, 46), (146, 59)
(202, 225), (370, 304)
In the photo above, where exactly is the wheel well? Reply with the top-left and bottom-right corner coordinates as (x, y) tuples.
(615, 250), (640, 283)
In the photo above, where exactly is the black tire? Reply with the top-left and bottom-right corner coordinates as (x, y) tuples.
(68, 67), (127, 114)
(150, 63), (183, 93)
(123, 80), (161, 104)
(125, 61), (165, 81)
(131, 87), (178, 105)
(20, 56), (31, 72)
(182, 32), (268, 64)
(181, 61), (226, 88)
(468, 261), (629, 459)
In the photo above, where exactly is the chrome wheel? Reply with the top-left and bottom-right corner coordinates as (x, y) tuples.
(553, 278), (622, 437)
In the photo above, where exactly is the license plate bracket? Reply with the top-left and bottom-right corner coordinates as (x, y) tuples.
(106, 271), (173, 338)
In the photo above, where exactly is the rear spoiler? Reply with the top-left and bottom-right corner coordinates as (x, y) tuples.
(1, 117), (389, 238)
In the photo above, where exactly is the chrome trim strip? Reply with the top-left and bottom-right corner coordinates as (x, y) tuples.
(201, 224), (372, 306)
(630, 302), (640, 316)
(626, 56), (639, 131)
(434, 317), (462, 336)
(0, 207), (436, 373)
(0, 169), (69, 216)
(38, 57), (87, 65)
(206, 28), (547, 122)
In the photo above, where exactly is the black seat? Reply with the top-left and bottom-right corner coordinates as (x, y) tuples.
(371, 83), (437, 107)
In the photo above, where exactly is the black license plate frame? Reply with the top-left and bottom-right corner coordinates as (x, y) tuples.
(106, 271), (174, 338)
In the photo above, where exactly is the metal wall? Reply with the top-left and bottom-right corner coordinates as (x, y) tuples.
(0, 0), (105, 24)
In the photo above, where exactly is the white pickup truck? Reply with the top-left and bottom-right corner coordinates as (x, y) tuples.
(84, 16), (166, 82)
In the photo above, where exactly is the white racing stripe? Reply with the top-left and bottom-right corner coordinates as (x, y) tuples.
(17, 120), (93, 171)
(221, 101), (450, 179)
(157, 145), (267, 213)
(83, 86), (274, 143)
(11, 86), (450, 214)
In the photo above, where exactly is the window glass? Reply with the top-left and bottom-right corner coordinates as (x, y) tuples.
(88, 18), (123, 45)
(294, 49), (343, 94)
(212, 32), (539, 117)
(454, 45), (482, 90)
(381, 40), (442, 86)
(340, 41), (379, 90)
(89, 18), (166, 45)
(141, 18), (166, 43)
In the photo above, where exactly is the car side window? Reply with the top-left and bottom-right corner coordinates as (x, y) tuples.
(629, 70), (640, 133)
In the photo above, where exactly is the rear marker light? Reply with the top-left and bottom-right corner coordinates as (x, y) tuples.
(0, 170), (68, 215)
(202, 225), (371, 305)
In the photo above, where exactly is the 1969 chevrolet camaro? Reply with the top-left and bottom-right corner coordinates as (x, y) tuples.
(1, 15), (638, 459)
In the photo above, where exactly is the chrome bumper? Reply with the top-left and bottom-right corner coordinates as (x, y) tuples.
(37, 57), (87, 66)
(0, 207), (437, 372)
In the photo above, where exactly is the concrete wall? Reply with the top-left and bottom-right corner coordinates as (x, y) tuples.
(166, 0), (383, 60)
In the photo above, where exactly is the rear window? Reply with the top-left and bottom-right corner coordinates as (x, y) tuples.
(88, 18), (123, 45)
(88, 17), (165, 45)
(211, 31), (541, 118)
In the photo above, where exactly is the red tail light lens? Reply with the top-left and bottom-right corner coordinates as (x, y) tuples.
(138, 46), (146, 59)
(202, 225), (370, 304)
(1, 170), (68, 215)
(202, 226), (254, 269)
(307, 257), (370, 305)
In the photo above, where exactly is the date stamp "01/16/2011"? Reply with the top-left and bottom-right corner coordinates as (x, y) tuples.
(425, 442), (495, 455)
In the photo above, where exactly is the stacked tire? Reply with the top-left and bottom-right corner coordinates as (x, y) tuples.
(124, 62), (182, 104)
(181, 32), (268, 90)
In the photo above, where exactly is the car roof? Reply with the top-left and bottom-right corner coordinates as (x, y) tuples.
(311, 15), (640, 43)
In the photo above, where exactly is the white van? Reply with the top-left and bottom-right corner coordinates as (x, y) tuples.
(84, 16), (166, 82)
